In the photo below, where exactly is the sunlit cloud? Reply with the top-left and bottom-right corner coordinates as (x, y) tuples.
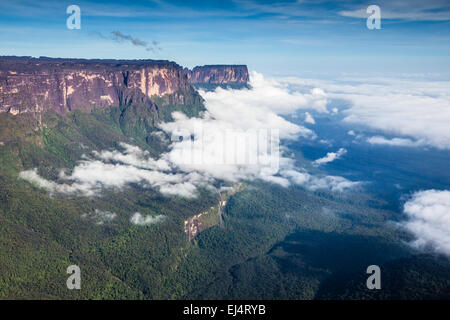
(19, 72), (360, 198)
(402, 190), (450, 255)
(278, 75), (450, 150)
(313, 148), (347, 166)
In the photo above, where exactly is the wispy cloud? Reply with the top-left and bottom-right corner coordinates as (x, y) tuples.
(19, 143), (208, 198)
(313, 148), (347, 166)
(280, 169), (361, 192)
(304, 112), (315, 124)
(81, 209), (116, 225)
(111, 31), (162, 52)
(279, 75), (450, 150)
(130, 212), (165, 226)
(367, 136), (425, 147)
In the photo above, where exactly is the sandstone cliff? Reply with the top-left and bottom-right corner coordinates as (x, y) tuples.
(185, 65), (249, 85)
(0, 57), (193, 116)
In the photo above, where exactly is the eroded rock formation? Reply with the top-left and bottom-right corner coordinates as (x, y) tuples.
(0, 57), (192, 115)
(185, 65), (249, 85)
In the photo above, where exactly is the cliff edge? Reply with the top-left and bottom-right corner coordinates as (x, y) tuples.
(0, 56), (194, 116)
(185, 65), (249, 89)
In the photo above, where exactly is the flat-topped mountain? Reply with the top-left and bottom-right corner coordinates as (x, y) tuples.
(185, 65), (249, 88)
(0, 57), (249, 116)
(0, 56), (194, 115)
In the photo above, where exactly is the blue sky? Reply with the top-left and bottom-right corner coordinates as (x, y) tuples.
(0, 0), (449, 75)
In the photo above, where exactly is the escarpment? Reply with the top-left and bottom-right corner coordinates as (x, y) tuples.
(0, 57), (196, 116)
(185, 65), (249, 89)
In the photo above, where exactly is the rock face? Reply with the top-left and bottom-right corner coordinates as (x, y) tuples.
(0, 56), (193, 115)
(185, 65), (249, 85)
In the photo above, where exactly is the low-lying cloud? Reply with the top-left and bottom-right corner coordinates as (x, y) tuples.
(280, 169), (360, 192)
(19, 143), (209, 198)
(19, 72), (360, 198)
(130, 212), (165, 226)
(82, 209), (117, 225)
(278, 75), (450, 150)
(402, 190), (450, 256)
(313, 148), (347, 166)
(367, 136), (425, 147)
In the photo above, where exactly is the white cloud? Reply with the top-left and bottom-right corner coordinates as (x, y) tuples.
(338, 78), (450, 150)
(19, 144), (209, 198)
(347, 130), (355, 136)
(93, 142), (171, 171)
(130, 212), (165, 226)
(278, 75), (450, 150)
(158, 72), (357, 191)
(367, 136), (425, 147)
(280, 169), (360, 192)
(19, 169), (93, 195)
(402, 190), (450, 256)
(313, 148), (347, 166)
(201, 72), (328, 117)
(19, 72), (360, 198)
(82, 209), (117, 225)
(304, 112), (315, 124)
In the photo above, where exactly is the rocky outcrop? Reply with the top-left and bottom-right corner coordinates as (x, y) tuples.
(185, 65), (249, 85)
(0, 56), (193, 115)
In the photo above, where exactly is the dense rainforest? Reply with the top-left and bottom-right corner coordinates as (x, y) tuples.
(0, 87), (449, 300)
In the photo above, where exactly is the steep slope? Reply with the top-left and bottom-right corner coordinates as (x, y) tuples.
(0, 57), (241, 299)
(0, 56), (206, 149)
(0, 56), (201, 116)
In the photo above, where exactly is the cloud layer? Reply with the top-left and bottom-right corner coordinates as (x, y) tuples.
(130, 212), (165, 226)
(367, 136), (426, 147)
(19, 72), (360, 198)
(280, 75), (450, 150)
(402, 190), (450, 255)
(82, 209), (117, 225)
(19, 143), (209, 198)
(158, 72), (357, 190)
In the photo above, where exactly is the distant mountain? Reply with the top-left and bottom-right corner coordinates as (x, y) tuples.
(0, 56), (205, 117)
(184, 64), (249, 90)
